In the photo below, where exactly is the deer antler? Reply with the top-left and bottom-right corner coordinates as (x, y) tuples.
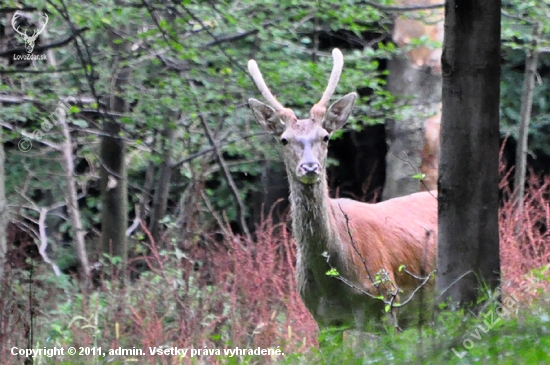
(247, 59), (296, 123)
(310, 48), (344, 123)
(35, 13), (49, 38)
(11, 11), (26, 37)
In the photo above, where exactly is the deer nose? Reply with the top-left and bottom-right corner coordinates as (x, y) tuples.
(300, 162), (320, 174)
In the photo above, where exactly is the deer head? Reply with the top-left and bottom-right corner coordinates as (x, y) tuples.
(12, 11), (49, 53)
(248, 49), (357, 185)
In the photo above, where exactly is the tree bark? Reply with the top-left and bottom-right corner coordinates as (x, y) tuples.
(100, 118), (128, 264)
(0, 125), (7, 281)
(0, 19), (9, 281)
(59, 107), (91, 281)
(436, 0), (501, 307)
(513, 24), (540, 219)
(149, 121), (175, 244)
(101, 24), (130, 267)
(43, 29), (91, 282)
(384, 56), (441, 199)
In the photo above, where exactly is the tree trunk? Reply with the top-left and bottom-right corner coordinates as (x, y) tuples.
(0, 22), (9, 281)
(100, 118), (128, 264)
(251, 161), (288, 226)
(149, 121), (175, 244)
(43, 31), (90, 282)
(384, 56), (442, 199)
(384, 2), (444, 199)
(436, 0), (501, 307)
(0, 126), (7, 281)
(101, 23), (130, 266)
(513, 24), (540, 220)
(59, 106), (91, 281)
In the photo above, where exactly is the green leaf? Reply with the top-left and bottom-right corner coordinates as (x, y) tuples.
(68, 105), (81, 114)
(326, 268), (339, 277)
(72, 119), (88, 128)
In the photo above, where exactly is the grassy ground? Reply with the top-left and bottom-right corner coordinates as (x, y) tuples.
(2, 250), (549, 365)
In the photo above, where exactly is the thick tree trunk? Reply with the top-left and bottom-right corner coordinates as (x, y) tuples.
(384, 56), (441, 199)
(100, 118), (128, 263)
(101, 16), (130, 266)
(436, 0), (501, 306)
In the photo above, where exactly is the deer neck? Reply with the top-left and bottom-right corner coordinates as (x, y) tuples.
(288, 174), (337, 259)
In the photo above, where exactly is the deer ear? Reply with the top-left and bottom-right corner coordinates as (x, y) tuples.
(248, 98), (286, 135)
(323, 92), (357, 132)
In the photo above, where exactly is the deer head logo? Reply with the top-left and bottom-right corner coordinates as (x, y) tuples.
(12, 11), (49, 54)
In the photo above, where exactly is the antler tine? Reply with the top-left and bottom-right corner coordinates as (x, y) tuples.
(37, 13), (48, 35)
(12, 12), (25, 36)
(319, 49), (344, 106)
(310, 49), (344, 122)
(247, 59), (286, 112)
(248, 59), (297, 123)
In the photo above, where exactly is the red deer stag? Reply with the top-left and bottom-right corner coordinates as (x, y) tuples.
(247, 49), (437, 331)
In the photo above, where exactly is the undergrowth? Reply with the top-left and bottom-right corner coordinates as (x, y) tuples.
(0, 167), (549, 364)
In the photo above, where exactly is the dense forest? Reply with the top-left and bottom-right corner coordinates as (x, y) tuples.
(1, 0), (549, 364)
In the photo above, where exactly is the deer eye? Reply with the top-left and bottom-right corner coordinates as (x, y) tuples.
(323, 135), (330, 143)
(280, 137), (288, 146)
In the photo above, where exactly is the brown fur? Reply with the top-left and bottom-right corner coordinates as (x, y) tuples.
(290, 170), (437, 329)
(248, 51), (438, 330)
(420, 108), (441, 191)
(392, 0), (444, 72)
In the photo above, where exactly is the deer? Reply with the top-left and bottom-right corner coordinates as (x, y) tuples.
(247, 49), (438, 332)
(420, 104), (441, 192)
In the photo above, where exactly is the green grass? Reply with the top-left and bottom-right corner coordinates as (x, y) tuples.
(274, 303), (550, 365)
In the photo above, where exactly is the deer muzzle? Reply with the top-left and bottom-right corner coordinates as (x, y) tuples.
(297, 162), (321, 184)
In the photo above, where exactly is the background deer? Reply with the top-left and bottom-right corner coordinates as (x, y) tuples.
(247, 49), (438, 331)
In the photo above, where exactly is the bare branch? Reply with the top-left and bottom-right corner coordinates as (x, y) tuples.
(198, 113), (251, 241)
(436, 270), (475, 301)
(0, 7), (38, 13)
(126, 205), (141, 237)
(338, 204), (378, 291)
(202, 29), (259, 47)
(0, 67), (83, 74)
(37, 207), (62, 276)
(0, 95), (38, 104)
(59, 107), (91, 280)
(336, 203), (435, 311)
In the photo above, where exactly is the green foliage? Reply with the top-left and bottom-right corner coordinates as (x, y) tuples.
(1, 0), (402, 242)
(500, 0), (550, 154)
(275, 304), (550, 364)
